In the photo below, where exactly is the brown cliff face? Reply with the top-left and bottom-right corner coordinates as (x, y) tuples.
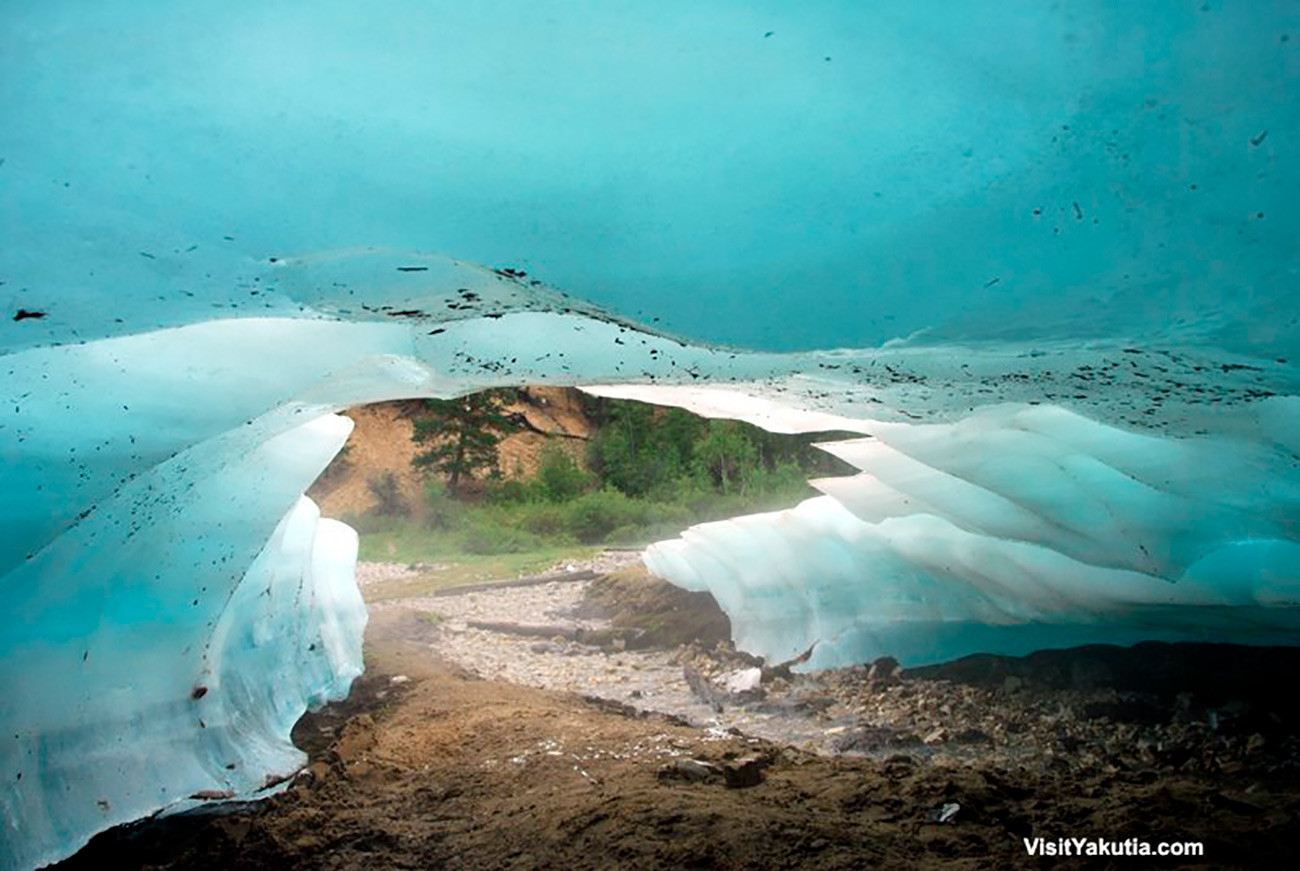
(310, 387), (593, 518)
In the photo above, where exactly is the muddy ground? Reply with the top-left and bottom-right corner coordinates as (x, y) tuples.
(57, 562), (1300, 870)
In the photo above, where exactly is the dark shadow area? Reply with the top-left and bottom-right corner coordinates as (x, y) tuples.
(907, 642), (1300, 734)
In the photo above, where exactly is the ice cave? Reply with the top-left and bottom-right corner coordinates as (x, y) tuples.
(2, 1), (1298, 867)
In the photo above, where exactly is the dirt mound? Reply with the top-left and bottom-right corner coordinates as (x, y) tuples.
(579, 566), (732, 649)
(311, 401), (427, 518)
(310, 387), (594, 518)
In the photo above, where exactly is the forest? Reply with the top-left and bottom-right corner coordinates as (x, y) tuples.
(345, 390), (854, 561)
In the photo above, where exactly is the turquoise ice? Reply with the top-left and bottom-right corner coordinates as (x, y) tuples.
(2, 2), (1298, 868)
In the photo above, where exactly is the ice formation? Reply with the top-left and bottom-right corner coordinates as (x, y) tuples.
(2, 1), (1298, 867)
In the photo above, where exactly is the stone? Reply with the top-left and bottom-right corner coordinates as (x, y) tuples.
(661, 757), (721, 782)
(935, 802), (961, 824)
(923, 728), (949, 745)
(722, 755), (766, 789)
(867, 656), (903, 686)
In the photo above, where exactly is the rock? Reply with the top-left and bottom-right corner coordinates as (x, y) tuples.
(659, 757), (721, 782)
(216, 818), (251, 845)
(923, 728), (949, 745)
(952, 728), (992, 745)
(934, 802), (961, 824)
(832, 726), (921, 754)
(1246, 733), (1267, 755)
(389, 674), (409, 685)
(725, 667), (763, 694)
(1045, 755), (1071, 773)
(684, 666), (725, 712)
(1209, 791), (1265, 816)
(867, 656), (903, 687)
(722, 755), (766, 789)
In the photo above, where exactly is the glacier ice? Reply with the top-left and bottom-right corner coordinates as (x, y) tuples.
(2, 0), (1299, 868)
(645, 403), (1300, 670)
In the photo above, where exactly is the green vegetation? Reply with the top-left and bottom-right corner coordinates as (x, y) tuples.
(410, 390), (520, 495)
(348, 392), (855, 578)
(351, 518), (600, 599)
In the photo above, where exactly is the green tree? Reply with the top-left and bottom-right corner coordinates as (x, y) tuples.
(586, 401), (703, 496)
(534, 440), (594, 502)
(410, 390), (520, 496)
(693, 419), (759, 494)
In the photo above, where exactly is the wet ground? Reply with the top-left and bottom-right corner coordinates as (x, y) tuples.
(55, 556), (1300, 870)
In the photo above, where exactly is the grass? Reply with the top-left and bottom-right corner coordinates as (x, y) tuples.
(349, 473), (818, 603)
(356, 518), (601, 600)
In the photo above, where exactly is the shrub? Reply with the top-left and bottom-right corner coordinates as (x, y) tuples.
(457, 519), (543, 554)
(367, 471), (408, 516)
(422, 479), (461, 530)
(484, 477), (532, 505)
(534, 440), (594, 502)
(562, 488), (644, 543)
(642, 500), (695, 528)
(515, 502), (572, 538)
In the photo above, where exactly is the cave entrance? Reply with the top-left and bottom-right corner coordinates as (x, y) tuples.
(297, 384), (857, 727)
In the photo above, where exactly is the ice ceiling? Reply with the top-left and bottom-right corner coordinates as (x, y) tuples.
(2, 1), (1299, 867)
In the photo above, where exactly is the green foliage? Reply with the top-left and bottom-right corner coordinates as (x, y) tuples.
(557, 489), (697, 544)
(563, 488), (636, 543)
(513, 501), (572, 537)
(457, 518), (544, 554)
(533, 440), (594, 502)
(410, 390), (520, 495)
(366, 471), (408, 516)
(422, 478), (461, 530)
(484, 477), (532, 505)
(373, 390), (848, 555)
(586, 404), (703, 496)
(693, 419), (759, 494)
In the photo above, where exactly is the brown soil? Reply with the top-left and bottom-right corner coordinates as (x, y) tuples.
(59, 604), (1300, 871)
(311, 401), (427, 518)
(311, 388), (593, 518)
(579, 568), (733, 649)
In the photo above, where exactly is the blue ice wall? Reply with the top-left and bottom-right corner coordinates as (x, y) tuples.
(2, 2), (1299, 869)
(3, 1), (1297, 353)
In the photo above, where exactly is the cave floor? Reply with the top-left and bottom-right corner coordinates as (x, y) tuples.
(56, 565), (1300, 870)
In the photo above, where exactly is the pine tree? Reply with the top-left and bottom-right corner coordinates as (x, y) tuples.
(410, 390), (520, 496)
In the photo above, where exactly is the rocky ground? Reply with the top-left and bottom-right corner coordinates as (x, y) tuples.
(57, 556), (1300, 870)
